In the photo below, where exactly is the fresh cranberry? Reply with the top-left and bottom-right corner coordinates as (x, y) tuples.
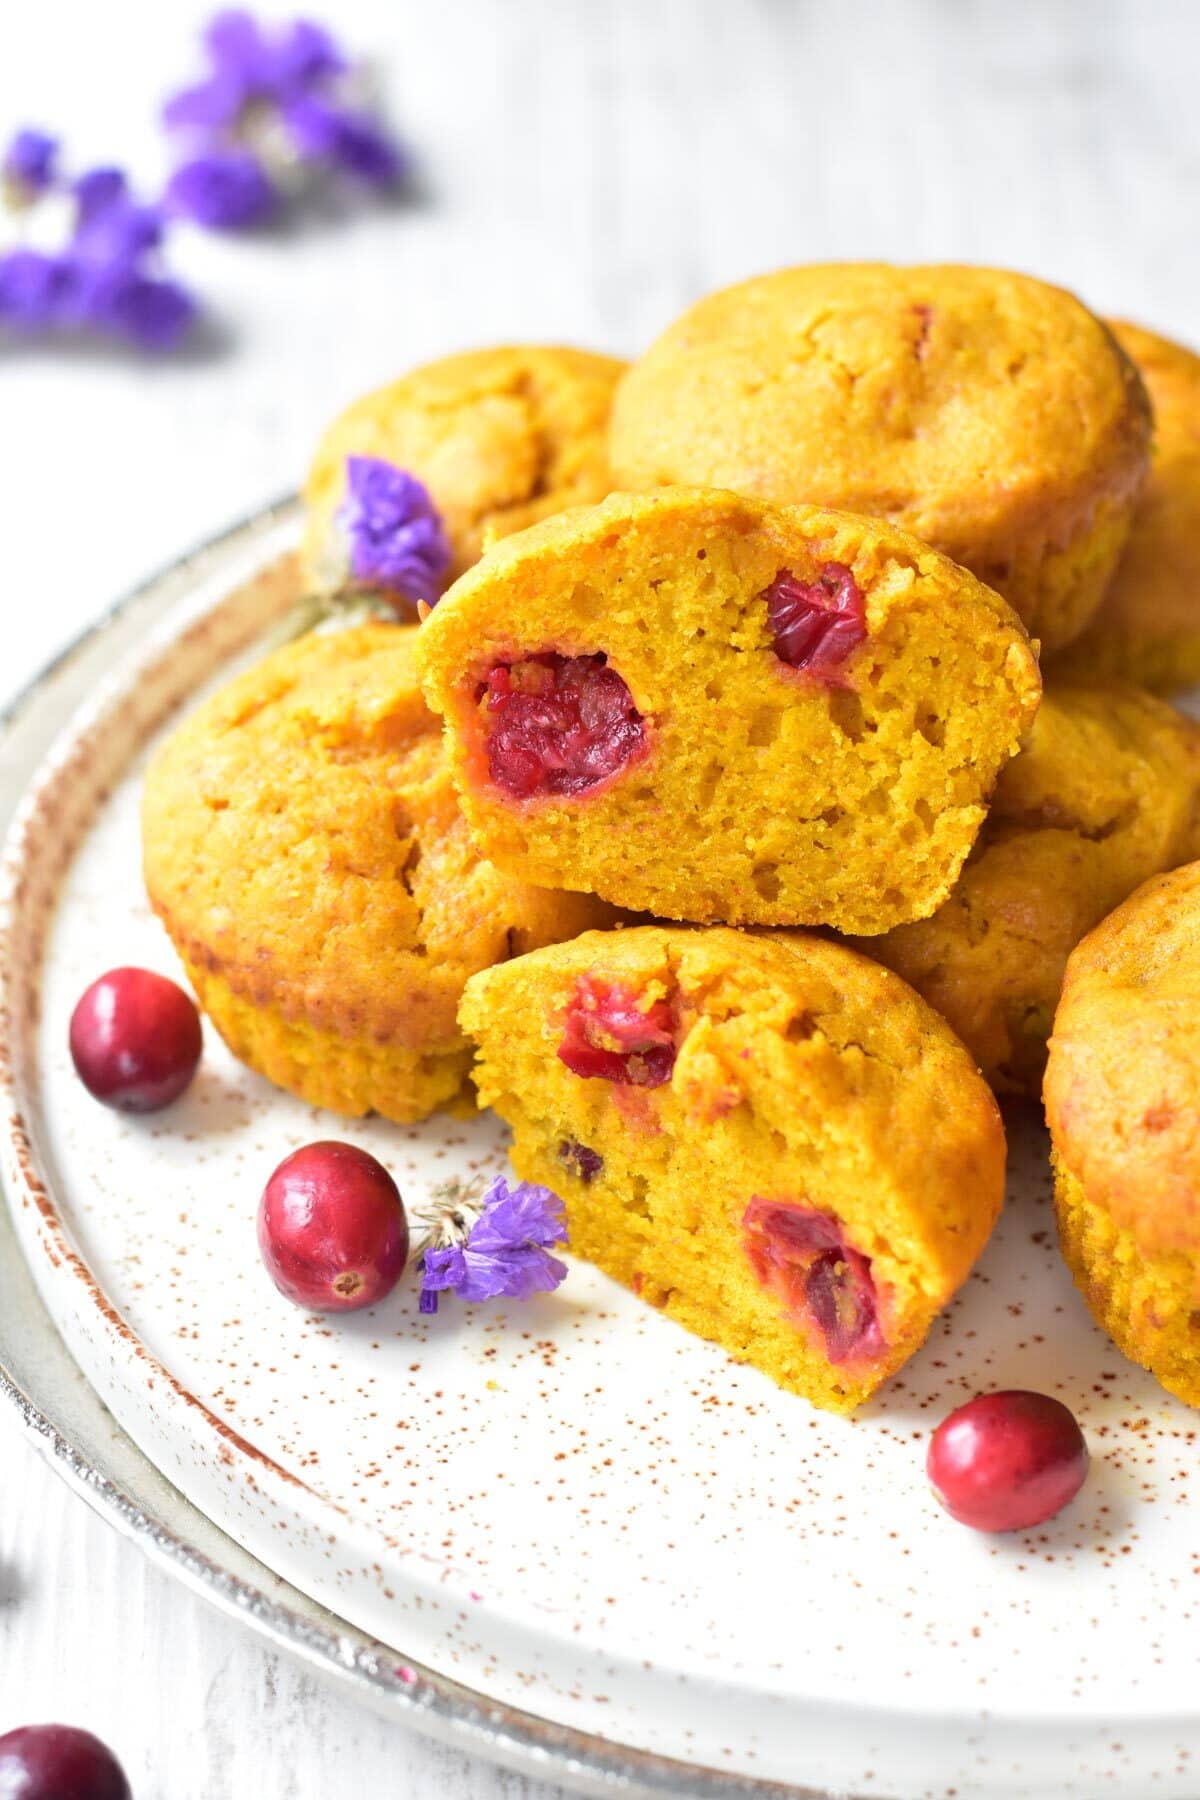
(258, 1141), (409, 1312)
(927, 1391), (1089, 1532)
(0, 1726), (131, 1800)
(69, 967), (202, 1112)
(742, 1200), (884, 1364)
(558, 1138), (604, 1182)
(762, 563), (867, 684)
(558, 976), (676, 1087)
(478, 652), (647, 798)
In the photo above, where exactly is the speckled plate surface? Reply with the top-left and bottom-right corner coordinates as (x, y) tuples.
(2, 505), (1200, 1800)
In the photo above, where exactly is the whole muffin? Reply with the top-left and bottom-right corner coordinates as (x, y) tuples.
(863, 681), (1200, 1093)
(461, 926), (1006, 1414)
(302, 344), (626, 590)
(1050, 322), (1200, 692)
(418, 487), (1041, 934)
(1045, 862), (1200, 1405)
(142, 624), (609, 1123)
(610, 264), (1152, 653)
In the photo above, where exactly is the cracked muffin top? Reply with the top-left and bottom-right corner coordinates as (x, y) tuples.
(609, 264), (1152, 651)
(301, 344), (626, 589)
(864, 680), (1200, 1094)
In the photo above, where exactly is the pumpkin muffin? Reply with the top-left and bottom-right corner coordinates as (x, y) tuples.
(863, 680), (1200, 1094)
(1045, 862), (1200, 1405)
(609, 264), (1152, 653)
(142, 624), (609, 1123)
(461, 926), (1006, 1414)
(302, 344), (626, 591)
(418, 487), (1041, 934)
(1051, 323), (1200, 692)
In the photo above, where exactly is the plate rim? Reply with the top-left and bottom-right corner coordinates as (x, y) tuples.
(0, 498), (837, 1800)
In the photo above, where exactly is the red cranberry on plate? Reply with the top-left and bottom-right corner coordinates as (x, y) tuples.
(69, 967), (202, 1112)
(0, 1724), (131, 1800)
(927, 1389), (1089, 1532)
(258, 1141), (409, 1312)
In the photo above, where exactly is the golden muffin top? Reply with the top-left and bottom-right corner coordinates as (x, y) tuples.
(142, 623), (607, 1053)
(1052, 321), (1200, 689)
(302, 344), (626, 589)
(868, 679), (1200, 1092)
(1045, 858), (1200, 1257)
(610, 264), (1151, 637)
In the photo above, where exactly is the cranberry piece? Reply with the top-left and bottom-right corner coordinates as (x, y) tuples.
(558, 1138), (604, 1182)
(927, 1391), (1089, 1533)
(258, 1141), (409, 1312)
(558, 976), (676, 1087)
(69, 967), (202, 1112)
(478, 652), (647, 798)
(0, 1726), (131, 1800)
(762, 563), (867, 685)
(742, 1199), (884, 1364)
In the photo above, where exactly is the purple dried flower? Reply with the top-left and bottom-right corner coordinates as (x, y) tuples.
(73, 262), (198, 350)
(163, 9), (343, 130)
(163, 9), (270, 130)
(270, 19), (347, 95)
(283, 95), (404, 188)
(164, 148), (277, 229)
(71, 177), (164, 264)
(418, 1177), (568, 1315)
(0, 154), (197, 353)
(2, 128), (59, 202)
(0, 249), (72, 329)
(73, 167), (130, 226)
(163, 11), (406, 229)
(337, 456), (452, 608)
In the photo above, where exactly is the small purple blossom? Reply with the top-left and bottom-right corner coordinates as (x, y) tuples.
(0, 249), (72, 329)
(283, 95), (404, 187)
(72, 172), (164, 264)
(0, 152), (197, 352)
(165, 148), (278, 229)
(419, 1177), (568, 1315)
(71, 262), (198, 351)
(163, 9), (407, 230)
(337, 456), (452, 609)
(2, 128), (59, 202)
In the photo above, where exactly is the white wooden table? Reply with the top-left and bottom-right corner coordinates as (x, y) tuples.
(2, 1), (1198, 1793)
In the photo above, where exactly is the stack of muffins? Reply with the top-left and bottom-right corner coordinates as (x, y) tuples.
(143, 265), (1200, 1415)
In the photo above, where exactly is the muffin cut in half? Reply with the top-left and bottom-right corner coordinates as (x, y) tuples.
(142, 623), (609, 1123)
(610, 264), (1152, 652)
(1051, 322), (1200, 693)
(302, 344), (626, 591)
(418, 487), (1041, 935)
(1046, 862), (1200, 1406)
(460, 926), (1007, 1414)
(862, 679), (1200, 1094)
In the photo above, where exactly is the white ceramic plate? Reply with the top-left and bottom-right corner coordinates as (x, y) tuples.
(2, 504), (1198, 1800)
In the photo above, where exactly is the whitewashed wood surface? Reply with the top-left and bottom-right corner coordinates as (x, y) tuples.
(2, 1), (1199, 1794)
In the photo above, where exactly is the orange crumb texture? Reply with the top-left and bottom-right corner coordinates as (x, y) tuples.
(419, 486), (1040, 935)
(460, 925), (1006, 1414)
(1046, 861), (1200, 1406)
(141, 623), (610, 1123)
